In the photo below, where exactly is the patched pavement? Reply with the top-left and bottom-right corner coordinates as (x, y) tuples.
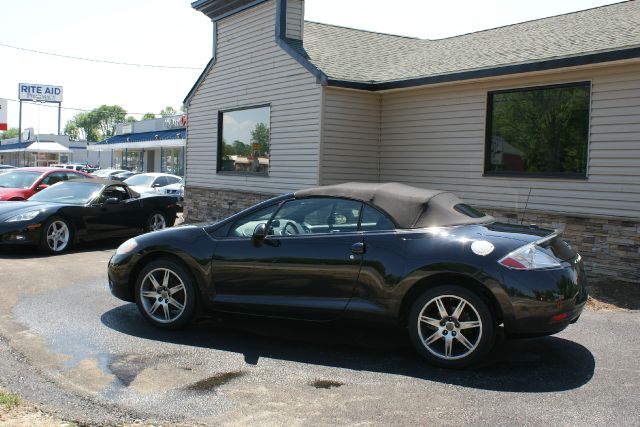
(0, 242), (638, 426)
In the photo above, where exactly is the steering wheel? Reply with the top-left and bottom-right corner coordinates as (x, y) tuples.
(283, 221), (303, 235)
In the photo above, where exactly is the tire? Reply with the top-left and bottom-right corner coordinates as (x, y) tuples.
(38, 216), (72, 254)
(134, 259), (197, 329)
(145, 211), (168, 232)
(408, 285), (495, 368)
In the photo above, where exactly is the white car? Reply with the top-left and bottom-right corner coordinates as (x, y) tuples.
(160, 178), (184, 197)
(124, 173), (182, 194)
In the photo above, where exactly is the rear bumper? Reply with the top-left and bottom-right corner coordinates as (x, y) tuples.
(503, 255), (588, 338)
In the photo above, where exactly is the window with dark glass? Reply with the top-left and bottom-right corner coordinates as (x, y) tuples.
(485, 82), (590, 177)
(360, 205), (395, 231)
(218, 105), (270, 174)
(270, 198), (362, 236)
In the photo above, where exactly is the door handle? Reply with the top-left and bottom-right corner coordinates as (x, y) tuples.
(351, 242), (366, 255)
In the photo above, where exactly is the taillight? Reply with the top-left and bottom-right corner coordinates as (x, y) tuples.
(498, 244), (562, 270)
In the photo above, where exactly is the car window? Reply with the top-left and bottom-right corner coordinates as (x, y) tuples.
(66, 172), (84, 180)
(100, 185), (131, 202)
(270, 198), (362, 236)
(154, 176), (169, 187)
(42, 172), (68, 186)
(360, 205), (395, 231)
(228, 204), (279, 238)
(166, 176), (181, 184)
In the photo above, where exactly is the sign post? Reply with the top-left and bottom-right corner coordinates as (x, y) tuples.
(0, 98), (7, 132)
(17, 83), (64, 142)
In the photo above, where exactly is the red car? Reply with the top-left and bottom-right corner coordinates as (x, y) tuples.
(0, 167), (94, 201)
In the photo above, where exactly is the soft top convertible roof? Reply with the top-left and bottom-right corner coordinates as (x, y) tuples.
(294, 182), (493, 228)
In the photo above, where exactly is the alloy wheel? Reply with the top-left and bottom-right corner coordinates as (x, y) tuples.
(46, 220), (70, 252)
(139, 268), (187, 324)
(417, 295), (483, 360)
(149, 213), (167, 231)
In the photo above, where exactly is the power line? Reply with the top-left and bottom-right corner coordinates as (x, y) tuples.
(0, 42), (203, 70)
(2, 98), (159, 117)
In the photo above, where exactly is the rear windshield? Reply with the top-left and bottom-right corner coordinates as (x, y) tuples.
(454, 204), (486, 218)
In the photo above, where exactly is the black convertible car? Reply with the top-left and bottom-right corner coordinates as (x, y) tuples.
(0, 179), (180, 254)
(108, 183), (587, 368)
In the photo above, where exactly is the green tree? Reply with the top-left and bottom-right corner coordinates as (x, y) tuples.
(93, 105), (127, 138)
(250, 122), (270, 156)
(142, 112), (156, 120)
(0, 128), (19, 140)
(160, 106), (177, 117)
(65, 111), (101, 142)
(125, 116), (137, 123)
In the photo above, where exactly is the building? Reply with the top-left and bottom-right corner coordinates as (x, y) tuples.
(0, 131), (90, 167)
(88, 115), (186, 175)
(183, 0), (640, 281)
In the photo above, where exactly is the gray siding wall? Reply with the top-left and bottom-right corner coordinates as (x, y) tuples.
(286, 0), (304, 40)
(321, 88), (381, 184)
(186, 0), (321, 194)
(380, 63), (640, 219)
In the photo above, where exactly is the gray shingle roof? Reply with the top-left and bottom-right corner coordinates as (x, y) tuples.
(296, 1), (640, 85)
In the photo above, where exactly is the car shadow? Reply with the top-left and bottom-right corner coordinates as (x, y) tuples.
(0, 238), (126, 259)
(101, 304), (595, 393)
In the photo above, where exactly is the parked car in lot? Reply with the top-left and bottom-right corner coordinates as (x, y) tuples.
(111, 171), (138, 181)
(0, 164), (16, 170)
(0, 167), (93, 201)
(0, 179), (180, 254)
(124, 173), (182, 194)
(91, 168), (128, 179)
(108, 182), (587, 368)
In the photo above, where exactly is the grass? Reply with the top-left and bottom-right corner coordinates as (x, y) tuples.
(0, 391), (20, 410)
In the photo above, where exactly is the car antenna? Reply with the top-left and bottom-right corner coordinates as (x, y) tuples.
(520, 188), (532, 225)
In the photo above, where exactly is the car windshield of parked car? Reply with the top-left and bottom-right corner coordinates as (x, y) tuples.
(30, 182), (103, 205)
(0, 171), (42, 189)
(124, 175), (155, 187)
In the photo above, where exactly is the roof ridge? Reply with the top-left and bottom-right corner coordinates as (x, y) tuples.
(303, 20), (422, 41)
(430, 0), (631, 42)
(305, 1), (632, 43)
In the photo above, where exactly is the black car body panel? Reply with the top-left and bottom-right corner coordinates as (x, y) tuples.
(109, 184), (587, 340)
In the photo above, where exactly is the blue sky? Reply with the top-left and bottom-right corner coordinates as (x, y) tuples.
(0, 0), (622, 136)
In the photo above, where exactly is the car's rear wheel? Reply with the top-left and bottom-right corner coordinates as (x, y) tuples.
(39, 217), (72, 254)
(146, 211), (168, 232)
(408, 285), (495, 368)
(135, 259), (197, 329)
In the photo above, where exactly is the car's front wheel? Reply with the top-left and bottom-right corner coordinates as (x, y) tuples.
(408, 285), (495, 368)
(39, 217), (72, 254)
(135, 259), (197, 329)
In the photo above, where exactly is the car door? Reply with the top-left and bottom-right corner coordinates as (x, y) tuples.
(86, 185), (142, 237)
(211, 197), (365, 320)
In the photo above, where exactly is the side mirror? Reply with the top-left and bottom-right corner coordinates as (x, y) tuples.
(105, 197), (120, 205)
(152, 183), (162, 188)
(35, 184), (49, 192)
(251, 223), (267, 246)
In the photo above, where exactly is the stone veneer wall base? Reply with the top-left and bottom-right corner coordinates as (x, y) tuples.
(184, 186), (639, 282)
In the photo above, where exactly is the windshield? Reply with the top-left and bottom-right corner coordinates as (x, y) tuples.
(0, 171), (42, 189)
(30, 182), (103, 205)
(124, 175), (155, 187)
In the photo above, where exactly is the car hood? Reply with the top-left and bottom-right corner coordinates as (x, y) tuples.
(0, 201), (49, 221)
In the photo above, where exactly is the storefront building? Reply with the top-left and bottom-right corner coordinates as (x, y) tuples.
(0, 133), (82, 167)
(89, 115), (186, 176)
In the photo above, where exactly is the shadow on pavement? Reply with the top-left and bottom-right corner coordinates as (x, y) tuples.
(101, 304), (595, 393)
(0, 238), (126, 259)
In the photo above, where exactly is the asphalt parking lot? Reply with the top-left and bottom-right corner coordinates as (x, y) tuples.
(0, 240), (639, 426)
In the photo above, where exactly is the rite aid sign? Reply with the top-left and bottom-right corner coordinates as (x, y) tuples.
(19, 83), (63, 102)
